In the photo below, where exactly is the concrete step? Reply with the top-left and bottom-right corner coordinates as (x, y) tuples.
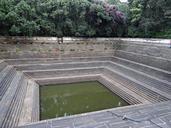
(0, 72), (23, 127)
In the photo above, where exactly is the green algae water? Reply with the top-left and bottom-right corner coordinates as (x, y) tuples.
(40, 81), (129, 120)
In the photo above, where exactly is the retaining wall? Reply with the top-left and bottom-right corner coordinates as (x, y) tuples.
(1, 36), (171, 71)
(1, 37), (170, 59)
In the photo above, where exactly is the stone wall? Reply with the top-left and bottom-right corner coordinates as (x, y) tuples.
(0, 37), (170, 59)
(0, 37), (117, 59)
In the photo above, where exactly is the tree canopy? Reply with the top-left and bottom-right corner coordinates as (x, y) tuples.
(0, 0), (170, 38)
(0, 0), (127, 37)
(128, 0), (171, 38)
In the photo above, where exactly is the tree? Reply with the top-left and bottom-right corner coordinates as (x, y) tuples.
(128, 0), (171, 38)
(0, 0), (127, 37)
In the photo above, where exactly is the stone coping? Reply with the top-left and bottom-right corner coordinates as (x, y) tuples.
(0, 36), (170, 44)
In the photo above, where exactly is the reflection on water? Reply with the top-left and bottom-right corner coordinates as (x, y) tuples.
(40, 81), (129, 120)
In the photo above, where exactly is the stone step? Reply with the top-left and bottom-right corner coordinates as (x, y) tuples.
(0, 67), (16, 101)
(0, 72), (22, 127)
(13, 58), (171, 84)
(35, 70), (156, 104)
(115, 50), (171, 71)
(105, 69), (170, 102)
(0, 61), (7, 73)
(98, 76), (145, 104)
(18, 80), (39, 126)
(36, 74), (144, 104)
(5, 56), (112, 65)
(13, 58), (170, 87)
(111, 56), (171, 82)
(18, 101), (171, 128)
(106, 61), (171, 96)
(24, 65), (170, 102)
(24, 64), (171, 99)
(14, 57), (170, 86)
(36, 74), (101, 85)
(24, 67), (103, 79)
(0, 66), (12, 84)
(2, 76), (28, 128)
(103, 69), (169, 103)
(31, 82), (39, 122)
(13, 61), (106, 71)
(11, 57), (171, 94)
(115, 41), (171, 59)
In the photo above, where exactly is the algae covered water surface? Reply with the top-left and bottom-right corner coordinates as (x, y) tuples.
(40, 81), (129, 120)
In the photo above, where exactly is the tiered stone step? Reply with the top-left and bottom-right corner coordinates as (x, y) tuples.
(0, 71), (23, 127)
(2, 75), (28, 128)
(10, 56), (170, 83)
(24, 67), (103, 79)
(115, 50), (171, 72)
(13, 61), (106, 71)
(24, 67), (169, 103)
(19, 59), (171, 102)
(98, 75), (148, 104)
(0, 61), (8, 72)
(111, 56), (171, 82)
(2, 56), (170, 127)
(36, 74), (101, 85)
(9, 57), (171, 93)
(18, 101), (171, 128)
(36, 74), (147, 104)
(5, 56), (112, 65)
(0, 66), (16, 101)
(106, 62), (171, 98)
(18, 80), (39, 126)
(13, 59), (171, 101)
(104, 68), (169, 103)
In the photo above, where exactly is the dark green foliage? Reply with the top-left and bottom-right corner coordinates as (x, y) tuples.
(0, 0), (126, 37)
(128, 0), (171, 38)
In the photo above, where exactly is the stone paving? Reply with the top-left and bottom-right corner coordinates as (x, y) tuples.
(19, 101), (171, 128)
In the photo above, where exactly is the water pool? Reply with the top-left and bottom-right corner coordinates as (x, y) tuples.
(40, 81), (129, 120)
